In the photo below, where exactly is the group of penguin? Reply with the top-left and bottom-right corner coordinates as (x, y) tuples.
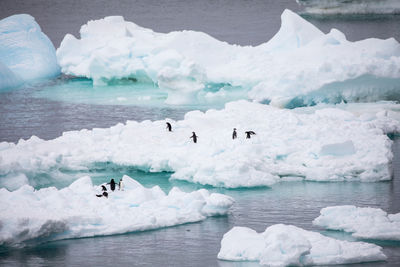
(96, 123), (255, 197)
(166, 122), (256, 143)
(96, 178), (124, 198)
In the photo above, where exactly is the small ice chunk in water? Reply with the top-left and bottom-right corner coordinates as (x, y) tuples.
(313, 205), (400, 241)
(218, 224), (387, 266)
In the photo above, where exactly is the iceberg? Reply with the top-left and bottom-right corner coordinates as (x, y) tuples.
(297, 0), (400, 15)
(217, 224), (387, 266)
(0, 14), (60, 91)
(0, 100), (398, 189)
(313, 205), (400, 241)
(57, 9), (400, 107)
(0, 175), (234, 247)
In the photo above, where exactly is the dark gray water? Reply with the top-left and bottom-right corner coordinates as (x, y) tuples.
(1, 0), (400, 266)
(0, 81), (193, 143)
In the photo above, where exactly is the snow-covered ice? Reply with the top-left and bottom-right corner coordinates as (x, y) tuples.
(0, 175), (234, 247)
(217, 224), (387, 266)
(0, 100), (399, 189)
(297, 0), (400, 15)
(57, 9), (400, 107)
(313, 205), (400, 241)
(0, 14), (60, 91)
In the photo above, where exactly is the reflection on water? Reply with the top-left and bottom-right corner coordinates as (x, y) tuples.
(0, 82), (192, 143)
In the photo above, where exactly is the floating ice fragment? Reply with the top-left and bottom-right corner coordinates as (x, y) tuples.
(0, 100), (398, 189)
(0, 14), (60, 90)
(218, 224), (387, 266)
(297, 0), (400, 15)
(0, 175), (234, 247)
(57, 10), (400, 106)
(313, 205), (400, 241)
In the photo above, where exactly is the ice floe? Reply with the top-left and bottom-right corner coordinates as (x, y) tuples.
(217, 224), (387, 266)
(57, 9), (400, 107)
(0, 14), (60, 91)
(297, 0), (400, 15)
(313, 205), (400, 241)
(0, 175), (234, 247)
(0, 100), (398, 189)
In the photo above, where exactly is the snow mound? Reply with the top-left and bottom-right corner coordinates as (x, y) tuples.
(0, 100), (398, 189)
(313, 205), (400, 241)
(297, 0), (400, 15)
(217, 224), (387, 266)
(57, 9), (400, 107)
(0, 14), (60, 91)
(0, 175), (234, 247)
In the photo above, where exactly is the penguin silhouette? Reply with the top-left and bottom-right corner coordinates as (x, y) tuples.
(166, 122), (172, 132)
(245, 131), (256, 139)
(96, 191), (108, 198)
(232, 128), (237, 140)
(108, 179), (116, 191)
(190, 132), (198, 143)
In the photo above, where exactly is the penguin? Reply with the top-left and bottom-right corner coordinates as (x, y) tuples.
(108, 179), (116, 191)
(190, 132), (198, 143)
(232, 128), (237, 140)
(166, 122), (172, 132)
(245, 131), (256, 139)
(101, 185), (107, 191)
(96, 191), (108, 198)
(119, 178), (124, 191)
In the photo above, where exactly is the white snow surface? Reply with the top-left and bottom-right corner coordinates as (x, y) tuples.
(0, 14), (60, 91)
(0, 100), (399, 189)
(313, 205), (400, 241)
(297, 0), (400, 15)
(217, 224), (387, 266)
(0, 175), (234, 247)
(57, 9), (400, 107)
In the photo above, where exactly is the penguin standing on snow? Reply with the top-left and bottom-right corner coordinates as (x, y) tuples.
(166, 122), (172, 132)
(232, 128), (237, 140)
(245, 131), (256, 139)
(190, 132), (198, 143)
(108, 179), (117, 191)
(119, 178), (124, 191)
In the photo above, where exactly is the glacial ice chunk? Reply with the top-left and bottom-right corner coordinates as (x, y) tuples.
(57, 9), (400, 107)
(0, 100), (398, 188)
(313, 205), (400, 241)
(0, 14), (60, 91)
(0, 175), (234, 247)
(217, 224), (387, 266)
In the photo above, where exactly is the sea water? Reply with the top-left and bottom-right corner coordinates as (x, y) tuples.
(1, 0), (400, 266)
